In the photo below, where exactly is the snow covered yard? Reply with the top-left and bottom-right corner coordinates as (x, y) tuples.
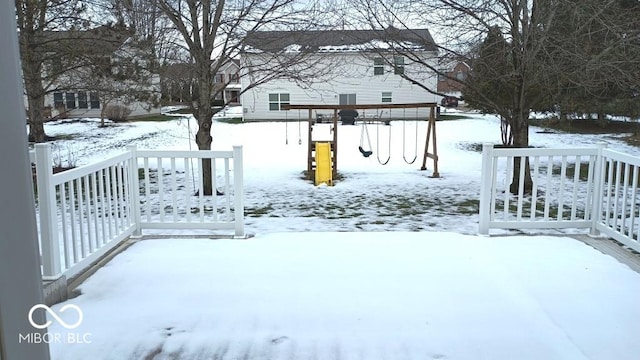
(38, 112), (640, 235)
(48, 232), (640, 360)
(37, 112), (640, 359)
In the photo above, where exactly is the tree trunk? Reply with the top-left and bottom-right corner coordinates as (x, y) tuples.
(597, 112), (607, 128)
(194, 86), (215, 195)
(510, 110), (533, 194)
(24, 67), (48, 143)
(26, 97), (47, 143)
(559, 107), (567, 125)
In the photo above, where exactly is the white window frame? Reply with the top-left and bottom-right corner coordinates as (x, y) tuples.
(394, 56), (405, 75)
(269, 93), (290, 111)
(339, 93), (357, 105)
(382, 92), (392, 103)
(374, 57), (384, 75)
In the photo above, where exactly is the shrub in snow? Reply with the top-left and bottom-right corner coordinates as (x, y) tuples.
(104, 104), (132, 122)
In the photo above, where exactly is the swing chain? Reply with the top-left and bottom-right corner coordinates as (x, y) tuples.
(376, 110), (391, 165)
(402, 108), (419, 164)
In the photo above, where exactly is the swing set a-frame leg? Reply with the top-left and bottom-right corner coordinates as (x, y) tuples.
(421, 107), (439, 177)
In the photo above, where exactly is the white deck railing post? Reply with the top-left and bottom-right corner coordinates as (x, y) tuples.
(127, 145), (142, 236)
(478, 143), (494, 235)
(590, 143), (607, 236)
(35, 143), (61, 278)
(233, 145), (245, 237)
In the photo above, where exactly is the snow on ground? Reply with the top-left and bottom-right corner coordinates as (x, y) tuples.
(47, 232), (640, 360)
(38, 110), (640, 235)
(38, 111), (640, 359)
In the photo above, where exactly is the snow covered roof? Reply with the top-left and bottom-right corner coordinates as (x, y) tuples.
(38, 25), (132, 55)
(244, 28), (437, 53)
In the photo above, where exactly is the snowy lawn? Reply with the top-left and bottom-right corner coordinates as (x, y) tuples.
(38, 112), (640, 359)
(48, 232), (640, 360)
(38, 111), (640, 235)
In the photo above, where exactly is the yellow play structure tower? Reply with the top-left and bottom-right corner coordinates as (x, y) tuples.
(314, 142), (333, 186)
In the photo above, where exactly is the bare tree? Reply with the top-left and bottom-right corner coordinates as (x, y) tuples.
(78, 40), (161, 126)
(156, 0), (336, 195)
(106, 0), (182, 71)
(16, 0), (91, 142)
(352, 0), (640, 193)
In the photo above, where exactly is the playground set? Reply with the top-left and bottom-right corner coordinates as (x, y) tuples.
(282, 102), (439, 186)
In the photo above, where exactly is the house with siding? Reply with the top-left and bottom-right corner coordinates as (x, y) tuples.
(240, 29), (439, 121)
(42, 26), (161, 120)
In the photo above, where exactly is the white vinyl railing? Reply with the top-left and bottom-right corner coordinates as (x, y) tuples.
(134, 147), (244, 235)
(33, 144), (244, 279)
(479, 143), (640, 253)
(594, 149), (640, 252)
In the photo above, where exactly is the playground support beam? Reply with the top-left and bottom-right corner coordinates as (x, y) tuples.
(282, 103), (438, 111)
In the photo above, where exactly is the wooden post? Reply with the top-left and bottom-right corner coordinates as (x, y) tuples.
(421, 106), (439, 177)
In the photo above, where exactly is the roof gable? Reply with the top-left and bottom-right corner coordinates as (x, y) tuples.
(244, 28), (437, 53)
(39, 25), (132, 55)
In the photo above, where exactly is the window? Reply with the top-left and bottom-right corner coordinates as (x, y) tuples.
(374, 58), (384, 75)
(438, 71), (448, 82)
(382, 92), (392, 103)
(339, 93), (356, 105)
(89, 92), (100, 109)
(394, 56), (405, 75)
(77, 91), (88, 109)
(268, 93), (290, 111)
(456, 71), (467, 81)
(65, 92), (76, 109)
(214, 74), (225, 83)
(53, 92), (64, 108)
(229, 73), (239, 83)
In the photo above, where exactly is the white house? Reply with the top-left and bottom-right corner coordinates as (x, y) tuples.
(240, 29), (439, 121)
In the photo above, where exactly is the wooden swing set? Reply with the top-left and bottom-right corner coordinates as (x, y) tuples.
(281, 102), (440, 183)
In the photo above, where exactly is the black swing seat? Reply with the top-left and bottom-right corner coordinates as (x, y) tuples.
(358, 146), (373, 158)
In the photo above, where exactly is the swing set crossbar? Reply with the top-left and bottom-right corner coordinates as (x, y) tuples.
(282, 103), (437, 111)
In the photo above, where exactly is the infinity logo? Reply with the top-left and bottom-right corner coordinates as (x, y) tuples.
(28, 304), (83, 330)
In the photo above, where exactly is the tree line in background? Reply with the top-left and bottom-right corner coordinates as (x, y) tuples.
(352, 0), (639, 192)
(16, 0), (640, 194)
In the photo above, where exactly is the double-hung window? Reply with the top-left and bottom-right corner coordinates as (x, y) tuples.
(53, 92), (64, 108)
(394, 56), (405, 75)
(382, 92), (392, 103)
(269, 93), (290, 111)
(374, 58), (384, 75)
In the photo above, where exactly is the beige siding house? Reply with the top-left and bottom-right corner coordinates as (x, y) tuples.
(41, 26), (161, 120)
